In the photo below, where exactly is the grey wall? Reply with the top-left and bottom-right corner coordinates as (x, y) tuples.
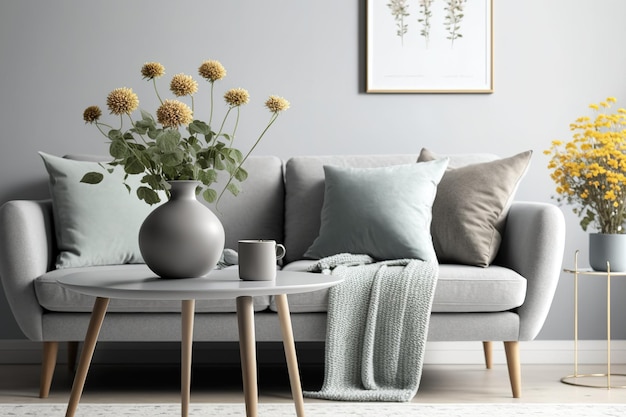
(1, 0), (625, 340)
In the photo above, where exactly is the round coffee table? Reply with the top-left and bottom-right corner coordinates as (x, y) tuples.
(57, 268), (342, 417)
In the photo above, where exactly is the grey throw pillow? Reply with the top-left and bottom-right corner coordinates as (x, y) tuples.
(40, 152), (160, 268)
(304, 158), (449, 261)
(417, 148), (532, 267)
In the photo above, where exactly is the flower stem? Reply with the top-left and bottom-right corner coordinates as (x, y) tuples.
(215, 112), (280, 208)
(153, 79), (163, 105)
(208, 82), (215, 126)
(231, 107), (241, 145)
(212, 107), (233, 147)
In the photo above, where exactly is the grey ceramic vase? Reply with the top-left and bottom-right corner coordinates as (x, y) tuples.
(589, 233), (626, 272)
(138, 180), (225, 278)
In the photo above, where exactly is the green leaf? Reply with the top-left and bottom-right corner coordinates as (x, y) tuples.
(108, 129), (123, 141)
(147, 127), (162, 140)
(140, 174), (163, 190)
(234, 167), (248, 182)
(109, 139), (128, 159)
(198, 168), (218, 185)
(202, 188), (217, 203)
(229, 148), (244, 163)
(124, 156), (145, 175)
(156, 130), (181, 152)
(186, 136), (199, 147)
(227, 182), (241, 196)
(80, 172), (104, 184)
(213, 154), (225, 170)
(137, 186), (161, 205)
(140, 109), (155, 121)
(133, 117), (156, 134)
(161, 149), (184, 167)
(188, 120), (211, 135)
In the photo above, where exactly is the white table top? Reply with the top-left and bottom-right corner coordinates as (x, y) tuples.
(57, 269), (343, 301)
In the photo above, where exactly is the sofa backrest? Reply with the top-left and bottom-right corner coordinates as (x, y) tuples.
(283, 153), (499, 263)
(212, 155), (285, 250)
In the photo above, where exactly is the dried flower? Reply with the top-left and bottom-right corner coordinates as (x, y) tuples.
(224, 88), (250, 107)
(83, 106), (102, 123)
(83, 60), (288, 206)
(545, 97), (626, 233)
(106, 87), (139, 115)
(156, 99), (193, 128)
(170, 73), (198, 97)
(265, 95), (290, 112)
(198, 60), (226, 82)
(141, 62), (165, 80)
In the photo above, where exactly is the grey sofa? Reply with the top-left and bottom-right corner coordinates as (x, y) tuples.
(0, 153), (565, 399)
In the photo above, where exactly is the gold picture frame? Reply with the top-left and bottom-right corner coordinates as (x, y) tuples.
(366, 0), (493, 93)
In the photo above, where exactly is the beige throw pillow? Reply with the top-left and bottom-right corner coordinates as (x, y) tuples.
(418, 148), (532, 267)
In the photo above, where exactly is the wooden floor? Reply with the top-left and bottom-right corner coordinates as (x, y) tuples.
(1, 363), (625, 404)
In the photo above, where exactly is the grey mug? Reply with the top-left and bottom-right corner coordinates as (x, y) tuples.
(238, 240), (286, 281)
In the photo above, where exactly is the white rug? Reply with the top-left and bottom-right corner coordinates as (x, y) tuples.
(2, 402), (625, 417)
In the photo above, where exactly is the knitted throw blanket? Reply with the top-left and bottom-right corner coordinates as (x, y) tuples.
(303, 253), (439, 402)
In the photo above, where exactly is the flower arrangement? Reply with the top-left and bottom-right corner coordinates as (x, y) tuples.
(81, 60), (289, 205)
(545, 97), (626, 234)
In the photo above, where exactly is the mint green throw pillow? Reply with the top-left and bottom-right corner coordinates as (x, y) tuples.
(39, 152), (158, 269)
(304, 158), (449, 261)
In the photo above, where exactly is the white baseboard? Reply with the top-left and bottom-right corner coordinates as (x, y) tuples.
(423, 340), (626, 365)
(0, 340), (624, 365)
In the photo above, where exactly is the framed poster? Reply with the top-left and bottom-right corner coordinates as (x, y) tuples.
(366, 0), (493, 93)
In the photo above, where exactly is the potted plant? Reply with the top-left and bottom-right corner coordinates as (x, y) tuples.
(545, 97), (626, 271)
(81, 60), (289, 278)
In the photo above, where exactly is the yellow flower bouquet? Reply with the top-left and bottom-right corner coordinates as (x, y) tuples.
(81, 60), (289, 205)
(545, 97), (626, 233)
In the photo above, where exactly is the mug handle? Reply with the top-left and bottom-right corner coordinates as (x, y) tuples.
(276, 244), (286, 261)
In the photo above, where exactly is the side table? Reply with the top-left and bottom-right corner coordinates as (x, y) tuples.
(561, 250), (626, 389)
(57, 268), (343, 417)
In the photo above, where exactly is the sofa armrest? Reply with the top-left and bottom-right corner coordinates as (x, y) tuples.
(0, 200), (56, 340)
(495, 201), (566, 341)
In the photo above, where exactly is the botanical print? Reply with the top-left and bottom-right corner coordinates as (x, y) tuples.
(387, 0), (468, 49)
(387, 0), (410, 45)
(444, 0), (467, 47)
(367, 0), (492, 92)
(418, 0), (435, 48)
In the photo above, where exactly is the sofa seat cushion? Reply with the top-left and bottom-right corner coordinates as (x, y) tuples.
(35, 264), (270, 313)
(275, 261), (526, 313)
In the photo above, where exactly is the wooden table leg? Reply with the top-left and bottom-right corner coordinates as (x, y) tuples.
(275, 294), (305, 417)
(65, 297), (109, 417)
(181, 300), (195, 417)
(236, 296), (258, 417)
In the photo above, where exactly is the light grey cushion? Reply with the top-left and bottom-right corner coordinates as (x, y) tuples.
(278, 261), (526, 313)
(418, 148), (532, 267)
(303, 159), (449, 261)
(39, 152), (160, 269)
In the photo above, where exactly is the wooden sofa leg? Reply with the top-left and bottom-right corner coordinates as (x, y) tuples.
(482, 341), (493, 369)
(40, 341), (59, 398)
(67, 341), (79, 373)
(504, 341), (521, 398)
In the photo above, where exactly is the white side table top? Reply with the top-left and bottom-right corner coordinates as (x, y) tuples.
(57, 268), (343, 300)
